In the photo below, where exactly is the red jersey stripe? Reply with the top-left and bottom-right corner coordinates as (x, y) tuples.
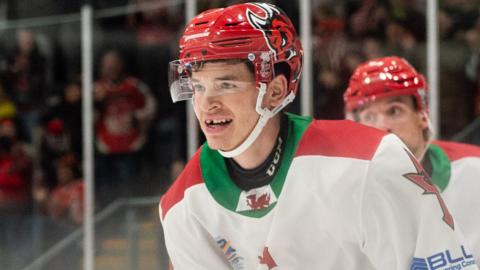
(160, 148), (204, 220)
(295, 120), (386, 160)
(432, 140), (480, 161)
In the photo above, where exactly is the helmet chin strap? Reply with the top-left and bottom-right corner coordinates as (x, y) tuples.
(218, 83), (295, 158)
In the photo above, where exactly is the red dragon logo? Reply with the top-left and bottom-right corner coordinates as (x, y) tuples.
(258, 247), (277, 269)
(246, 193), (270, 211)
(246, 3), (301, 79)
(403, 149), (454, 230)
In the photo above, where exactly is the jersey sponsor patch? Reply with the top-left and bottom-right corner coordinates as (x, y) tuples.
(411, 257), (429, 269)
(410, 245), (476, 270)
(215, 236), (245, 270)
(236, 185), (278, 212)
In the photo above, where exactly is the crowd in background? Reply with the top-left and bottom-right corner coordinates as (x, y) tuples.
(0, 0), (479, 269)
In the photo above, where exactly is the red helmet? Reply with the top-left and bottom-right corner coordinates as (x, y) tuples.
(169, 2), (303, 102)
(344, 56), (428, 112)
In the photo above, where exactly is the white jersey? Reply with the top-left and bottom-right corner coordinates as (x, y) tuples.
(160, 113), (477, 270)
(428, 141), (480, 264)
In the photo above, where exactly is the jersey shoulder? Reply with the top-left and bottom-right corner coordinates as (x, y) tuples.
(432, 140), (480, 161)
(160, 148), (204, 220)
(295, 119), (387, 160)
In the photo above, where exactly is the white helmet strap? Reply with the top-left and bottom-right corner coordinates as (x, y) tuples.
(218, 83), (295, 158)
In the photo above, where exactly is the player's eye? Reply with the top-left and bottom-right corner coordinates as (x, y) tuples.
(218, 82), (237, 90)
(360, 112), (376, 124)
(193, 84), (205, 93)
(387, 105), (403, 117)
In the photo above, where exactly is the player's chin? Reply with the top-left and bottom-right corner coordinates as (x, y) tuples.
(205, 138), (224, 150)
(206, 138), (233, 152)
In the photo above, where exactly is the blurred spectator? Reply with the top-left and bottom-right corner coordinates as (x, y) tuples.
(389, 0), (426, 40)
(438, 10), (456, 40)
(441, 0), (479, 39)
(126, 0), (185, 187)
(128, 0), (180, 94)
(372, 0), (424, 69)
(345, 0), (387, 39)
(36, 77), (83, 204)
(128, 0), (178, 124)
(465, 18), (480, 117)
(39, 118), (73, 190)
(127, 0), (179, 46)
(361, 36), (385, 60)
(384, 17), (424, 70)
(40, 78), (83, 158)
(94, 49), (156, 206)
(32, 152), (84, 270)
(43, 153), (84, 226)
(0, 117), (33, 270)
(6, 29), (47, 143)
(312, 4), (361, 119)
(0, 77), (17, 120)
(435, 19), (475, 138)
(462, 17), (480, 145)
(56, 80), (83, 156)
(0, 118), (33, 206)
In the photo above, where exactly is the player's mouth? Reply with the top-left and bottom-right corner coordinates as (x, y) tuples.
(205, 118), (232, 127)
(204, 118), (233, 133)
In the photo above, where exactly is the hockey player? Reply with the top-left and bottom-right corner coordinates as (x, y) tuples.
(344, 55), (480, 264)
(160, 3), (478, 269)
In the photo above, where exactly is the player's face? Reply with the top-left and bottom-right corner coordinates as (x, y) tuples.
(192, 61), (259, 151)
(355, 96), (429, 158)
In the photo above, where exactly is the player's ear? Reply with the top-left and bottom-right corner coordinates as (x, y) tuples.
(266, 74), (288, 109)
(417, 110), (429, 130)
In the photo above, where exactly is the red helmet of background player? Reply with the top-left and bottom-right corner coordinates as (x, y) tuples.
(344, 56), (428, 113)
(170, 2), (303, 102)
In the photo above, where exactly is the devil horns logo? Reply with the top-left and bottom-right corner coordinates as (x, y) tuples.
(246, 3), (296, 61)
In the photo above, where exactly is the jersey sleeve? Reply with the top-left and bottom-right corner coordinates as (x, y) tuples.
(360, 134), (478, 269)
(159, 200), (227, 270)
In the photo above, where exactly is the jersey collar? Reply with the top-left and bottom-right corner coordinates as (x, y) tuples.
(425, 143), (452, 192)
(200, 113), (311, 218)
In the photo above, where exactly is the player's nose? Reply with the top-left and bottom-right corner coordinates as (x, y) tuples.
(196, 93), (221, 113)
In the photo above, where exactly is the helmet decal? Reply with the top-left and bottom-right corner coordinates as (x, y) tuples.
(246, 3), (296, 61)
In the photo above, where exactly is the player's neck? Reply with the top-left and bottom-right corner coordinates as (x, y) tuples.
(232, 115), (281, 170)
(414, 139), (430, 162)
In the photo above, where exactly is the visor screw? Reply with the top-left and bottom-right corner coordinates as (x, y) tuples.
(248, 53), (255, 61)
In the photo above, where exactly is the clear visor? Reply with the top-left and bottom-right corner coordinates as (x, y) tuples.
(168, 51), (274, 103)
